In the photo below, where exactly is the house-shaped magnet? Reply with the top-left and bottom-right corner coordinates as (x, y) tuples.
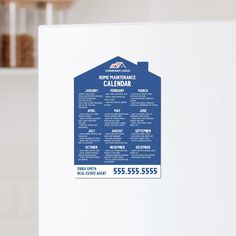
(74, 56), (161, 172)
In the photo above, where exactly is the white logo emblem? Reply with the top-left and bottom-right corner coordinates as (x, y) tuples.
(110, 62), (126, 69)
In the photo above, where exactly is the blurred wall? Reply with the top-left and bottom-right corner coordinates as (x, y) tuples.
(0, 73), (38, 236)
(0, 0), (235, 236)
(72, 0), (236, 23)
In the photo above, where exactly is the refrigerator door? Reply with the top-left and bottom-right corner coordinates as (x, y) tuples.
(39, 22), (236, 236)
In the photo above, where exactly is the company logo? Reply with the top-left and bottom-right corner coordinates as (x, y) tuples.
(105, 60), (130, 73)
(110, 62), (126, 69)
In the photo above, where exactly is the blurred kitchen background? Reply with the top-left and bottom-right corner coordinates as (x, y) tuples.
(0, 0), (236, 236)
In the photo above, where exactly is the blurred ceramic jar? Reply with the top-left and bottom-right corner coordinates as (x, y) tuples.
(1, 0), (37, 67)
(0, 0), (73, 68)
(37, 0), (73, 25)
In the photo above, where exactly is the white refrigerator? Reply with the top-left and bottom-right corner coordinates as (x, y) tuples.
(39, 22), (236, 236)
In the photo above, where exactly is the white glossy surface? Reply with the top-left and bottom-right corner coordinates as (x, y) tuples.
(39, 22), (236, 236)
